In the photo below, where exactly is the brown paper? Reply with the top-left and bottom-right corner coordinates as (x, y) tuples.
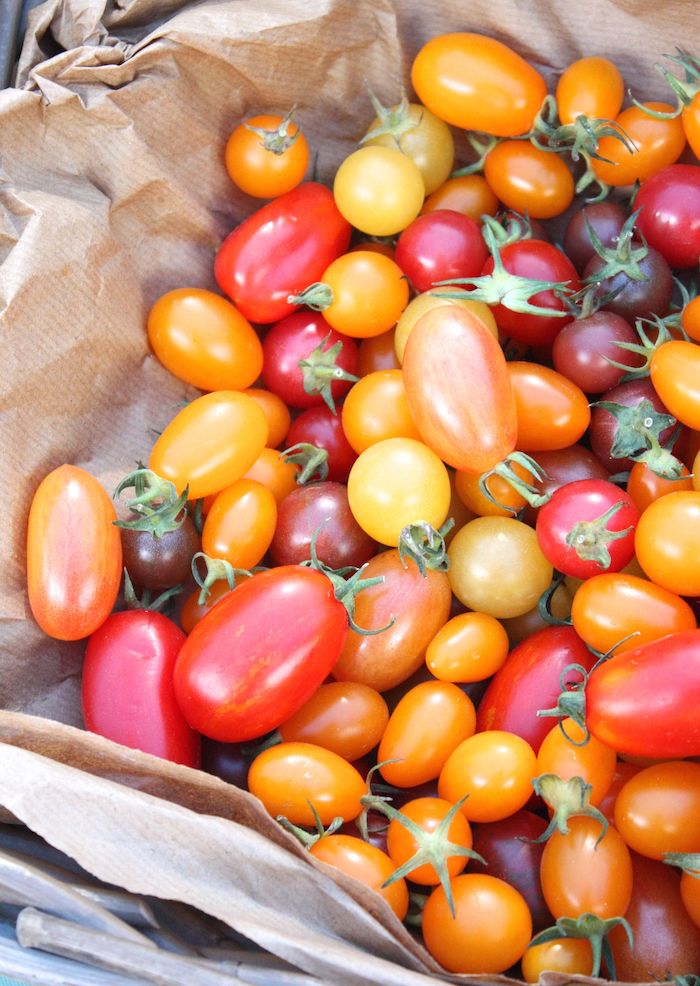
(0, 0), (692, 981)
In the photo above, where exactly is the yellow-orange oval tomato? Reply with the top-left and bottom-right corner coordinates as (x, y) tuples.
(509, 362), (590, 452)
(614, 761), (700, 860)
(570, 572), (696, 655)
(147, 289), (263, 392)
(224, 113), (309, 198)
(422, 874), (532, 973)
(635, 491), (700, 596)
(521, 939), (593, 982)
(357, 330), (400, 376)
(650, 340), (700, 430)
(412, 33), (546, 137)
(317, 251), (409, 339)
(540, 817), (633, 918)
(378, 681), (476, 788)
(394, 291), (497, 363)
(484, 141), (575, 219)
(201, 479), (277, 570)
(333, 146), (425, 237)
(682, 296), (700, 343)
(556, 57), (624, 125)
(310, 835), (408, 919)
(278, 681), (388, 762)
(243, 389), (291, 449)
(341, 370), (420, 453)
(592, 103), (686, 186)
(149, 391), (268, 500)
(248, 742), (365, 826)
(421, 174), (499, 221)
(425, 612), (509, 682)
(438, 730), (537, 822)
(242, 448), (298, 503)
(536, 718), (617, 805)
(26, 465), (123, 641)
(386, 797), (473, 885)
(626, 459), (693, 512)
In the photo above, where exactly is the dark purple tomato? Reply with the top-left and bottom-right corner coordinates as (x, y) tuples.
(285, 406), (358, 483)
(522, 445), (610, 526)
(589, 378), (676, 473)
(261, 311), (358, 410)
(635, 164), (700, 270)
(469, 810), (552, 931)
(563, 201), (627, 273)
(200, 736), (255, 789)
(584, 244), (673, 323)
(551, 310), (642, 394)
(269, 481), (376, 569)
(395, 210), (488, 293)
(120, 515), (201, 590)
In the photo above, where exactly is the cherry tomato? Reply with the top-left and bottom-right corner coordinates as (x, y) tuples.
(411, 33), (546, 136)
(362, 102), (454, 196)
(224, 113), (308, 198)
(421, 873), (532, 973)
(522, 939), (593, 982)
(333, 146), (425, 236)
(650, 340), (700, 430)
(563, 201), (627, 273)
(278, 682), (388, 762)
(421, 174), (499, 221)
(341, 370), (420, 453)
(180, 578), (236, 635)
(378, 681), (476, 788)
(634, 164), (700, 269)
(484, 141), (574, 219)
(243, 390), (291, 449)
(394, 291), (497, 363)
(201, 479), (277, 570)
(356, 331), (400, 375)
(615, 762), (700, 859)
(592, 103), (686, 187)
(556, 56), (624, 124)
(536, 717), (616, 805)
(682, 295), (700, 342)
(501, 582), (573, 646)
(147, 288), (263, 392)
(425, 612), (509, 682)
(26, 465), (122, 641)
(552, 310), (642, 395)
(285, 405), (358, 483)
(149, 391), (268, 500)
(635, 491), (700, 596)
(438, 730), (537, 822)
(598, 760), (641, 823)
(455, 457), (537, 519)
(589, 378), (675, 473)
(395, 210), (488, 292)
(120, 514), (200, 591)
(248, 742), (365, 825)
(310, 835), (408, 919)
(509, 362), (590, 452)
(242, 447), (298, 504)
(521, 445), (610, 527)
(680, 870), (700, 930)
(626, 459), (693, 511)
(313, 252), (409, 339)
(386, 797), (473, 884)
(584, 240), (672, 325)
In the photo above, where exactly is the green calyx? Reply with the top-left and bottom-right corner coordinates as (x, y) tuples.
(277, 802), (344, 848)
(433, 224), (573, 316)
(244, 106), (300, 155)
(633, 48), (700, 119)
(113, 467), (189, 539)
(361, 793), (485, 919)
(122, 569), (184, 613)
(584, 208), (648, 283)
(397, 520), (453, 577)
(297, 333), (358, 414)
(480, 211), (534, 248)
(359, 84), (419, 145)
(529, 912), (633, 979)
(565, 500), (634, 570)
(531, 774), (609, 845)
(280, 443), (329, 484)
(664, 852), (700, 876)
(191, 551), (254, 605)
(451, 132), (502, 176)
(604, 314), (677, 380)
(538, 572), (573, 628)
(354, 761), (401, 843)
(593, 398), (683, 479)
(478, 452), (551, 514)
(537, 663), (589, 744)
(287, 282), (334, 311)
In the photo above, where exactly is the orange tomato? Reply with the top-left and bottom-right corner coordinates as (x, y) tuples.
(421, 174), (499, 221)
(224, 113), (309, 198)
(681, 296), (700, 343)
(635, 491), (700, 596)
(536, 717), (617, 805)
(650, 340), (700, 430)
(278, 681), (388, 762)
(454, 457), (536, 518)
(425, 612), (509, 682)
(592, 103), (686, 186)
(201, 479), (277, 570)
(521, 939), (593, 981)
(614, 761), (700, 860)
(242, 447), (298, 503)
(316, 251), (409, 338)
(509, 362), (590, 452)
(386, 797), (473, 885)
(180, 579), (236, 634)
(484, 141), (575, 219)
(341, 370), (420, 453)
(356, 330), (400, 375)
(626, 459), (693, 511)
(310, 835), (408, 919)
(243, 389), (291, 449)
(556, 56), (624, 125)
(394, 291), (498, 363)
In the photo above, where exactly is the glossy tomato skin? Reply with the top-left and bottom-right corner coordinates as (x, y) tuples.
(310, 835), (408, 919)
(556, 56), (624, 125)
(83, 611), (200, 767)
(484, 141), (575, 219)
(261, 311), (358, 410)
(174, 567), (351, 742)
(394, 210), (487, 293)
(121, 515), (200, 591)
(278, 681), (388, 761)
(589, 378), (674, 473)
(651, 341), (700, 431)
(614, 761), (700, 859)
(635, 491), (700, 596)
(592, 102), (686, 187)
(224, 114), (308, 199)
(563, 201), (627, 273)
(402, 305), (517, 474)
(27, 465), (123, 641)
(551, 311), (641, 394)
(285, 406), (357, 483)
(476, 625), (597, 752)
(587, 631), (700, 758)
(509, 362), (590, 452)
(635, 164), (700, 269)
(215, 183), (351, 323)
(584, 244), (673, 324)
(521, 445), (610, 526)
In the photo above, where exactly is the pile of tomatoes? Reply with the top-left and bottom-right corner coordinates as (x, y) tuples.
(24, 30), (700, 983)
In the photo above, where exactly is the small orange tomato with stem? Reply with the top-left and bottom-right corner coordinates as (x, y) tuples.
(341, 370), (420, 453)
(225, 111), (309, 198)
(592, 103), (686, 186)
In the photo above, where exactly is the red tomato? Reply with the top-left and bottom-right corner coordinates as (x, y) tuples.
(285, 406), (357, 483)
(83, 611), (200, 767)
(394, 211), (488, 293)
(215, 183), (351, 323)
(26, 465), (122, 641)
(635, 165), (700, 269)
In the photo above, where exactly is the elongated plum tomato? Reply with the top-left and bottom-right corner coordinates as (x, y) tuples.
(278, 681), (388, 761)
(83, 611), (200, 767)
(201, 479), (277, 570)
(147, 288), (263, 392)
(411, 33), (546, 136)
(215, 183), (351, 324)
(174, 566), (364, 742)
(484, 141), (574, 219)
(26, 465), (122, 641)
(556, 56), (624, 124)
(310, 835), (408, 919)
(402, 305), (517, 474)
(614, 761), (700, 860)
(149, 391), (268, 500)
(509, 362), (590, 452)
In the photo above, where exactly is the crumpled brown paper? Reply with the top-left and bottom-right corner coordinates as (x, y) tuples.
(0, 0), (691, 981)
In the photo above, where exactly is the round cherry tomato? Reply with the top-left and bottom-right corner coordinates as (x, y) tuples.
(552, 310), (642, 395)
(421, 174), (499, 221)
(201, 479), (277, 570)
(615, 762), (700, 859)
(26, 465), (122, 641)
(394, 291), (497, 363)
(310, 835), (408, 919)
(386, 797), (473, 885)
(411, 32), (546, 136)
(341, 370), (419, 453)
(635, 491), (700, 596)
(509, 362), (590, 452)
(425, 612), (509, 682)
(120, 514), (200, 591)
(627, 459), (693, 512)
(634, 164), (700, 269)
(395, 210), (488, 292)
(521, 445), (610, 527)
(278, 681), (388, 762)
(243, 390), (291, 449)
(682, 296), (700, 343)
(589, 378), (675, 473)
(563, 201), (627, 273)
(556, 56), (624, 124)
(681, 870), (700, 930)
(248, 742), (366, 825)
(357, 330), (400, 375)
(180, 577), (236, 635)
(522, 940), (593, 982)
(484, 141), (575, 219)
(650, 340), (700, 430)
(285, 405), (358, 483)
(333, 146), (424, 236)
(312, 252), (409, 339)
(454, 456), (536, 518)
(592, 103), (686, 187)
(536, 717), (616, 805)
(362, 102), (454, 195)
(224, 113), (309, 198)
(242, 448), (298, 504)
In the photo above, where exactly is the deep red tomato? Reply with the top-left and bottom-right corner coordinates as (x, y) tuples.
(26, 465), (123, 641)
(551, 311), (642, 395)
(174, 566), (368, 742)
(394, 210), (488, 293)
(285, 406), (358, 483)
(476, 625), (597, 752)
(589, 378), (675, 473)
(83, 611), (200, 767)
(402, 304), (517, 474)
(536, 480), (640, 579)
(635, 164), (700, 270)
(214, 183), (351, 323)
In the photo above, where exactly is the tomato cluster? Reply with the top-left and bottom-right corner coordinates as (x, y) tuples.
(25, 30), (700, 982)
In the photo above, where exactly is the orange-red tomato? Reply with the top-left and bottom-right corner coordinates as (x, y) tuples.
(521, 939), (593, 982)
(378, 681), (476, 788)
(341, 370), (420, 453)
(180, 578), (236, 635)
(682, 296), (700, 343)
(650, 340), (700, 430)
(149, 391), (268, 499)
(536, 717), (617, 805)
(310, 835), (408, 919)
(626, 459), (693, 511)
(26, 465), (122, 641)
(386, 797), (473, 885)
(243, 389), (291, 449)
(484, 141), (575, 219)
(357, 330), (400, 376)
(556, 56), (624, 125)
(201, 479), (277, 570)
(615, 761), (700, 860)
(248, 742), (365, 826)
(425, 612), (509, 682)
(509, 362), (590, 452)
(570, 572), (696, 656)
(421, 874), (532, 973)
(635, 491), (700, 596)
(241, 448), (298, 503)
(316, 251), (409, 338)
(421, 174), (499, 221)
(412, 33), (546, 136)
(540, 817), (633, 918)
(278, 682), (388, 761)
(147, 289), (263, 392)
(224, 113), (309, 198)
(592, 103), (686, 186)
(454, 457), (536, 518)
